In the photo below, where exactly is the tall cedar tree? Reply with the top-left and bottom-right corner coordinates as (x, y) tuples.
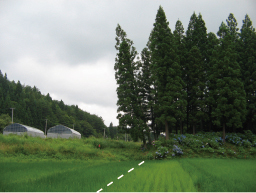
(205, 32), (219, 131)
(137, 47), (153, 142)
(114, 24), (148, 144)
(211, 14), (246, 142)
(185, 12), (207, 134)
(187, 46), (205, 135)
(149, 6), (186, 139)
(173, 20), (187, 134)
(238, 14), (256, 132)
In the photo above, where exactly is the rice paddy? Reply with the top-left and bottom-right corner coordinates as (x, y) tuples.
(1, 158), (255, 192)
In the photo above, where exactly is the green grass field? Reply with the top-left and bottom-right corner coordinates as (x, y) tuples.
(1, 158), (255, 192)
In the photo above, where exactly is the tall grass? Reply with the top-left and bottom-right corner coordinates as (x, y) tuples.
(0, 134), (144, 161)
(0, 159), (140, 192)
(178, 158), (256, 192)
(1, 158), (255, 192)
(104, 160), (196, 192)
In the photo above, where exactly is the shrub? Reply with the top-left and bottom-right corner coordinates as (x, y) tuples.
(155, 146), (168, 160)
(206, 147), (215, 153)
(242, 139), (252, 148)
(146, 152), (154, 160)
(172, 145), (183, 156)
(244, 130), (256, 143)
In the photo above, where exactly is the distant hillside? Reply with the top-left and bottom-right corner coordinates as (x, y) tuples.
(0, 70), (107, 137)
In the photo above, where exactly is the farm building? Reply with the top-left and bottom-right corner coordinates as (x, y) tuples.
(47, 125), (81, 139)
(3, 123), (45, 138)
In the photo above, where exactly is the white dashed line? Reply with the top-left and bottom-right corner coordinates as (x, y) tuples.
(128, 168), (134, 173)
(138, 161), (144, 166)
(96, 161), (145, 192)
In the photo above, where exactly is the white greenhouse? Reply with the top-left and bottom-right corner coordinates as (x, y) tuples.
(3, 123), (45, 138)
(47, 125), (81, 139)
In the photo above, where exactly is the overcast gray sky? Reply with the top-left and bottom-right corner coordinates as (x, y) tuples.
(0, 0), (255, 127)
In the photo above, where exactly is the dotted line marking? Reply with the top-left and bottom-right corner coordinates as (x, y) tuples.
(96, 161), (144, 192)
(128, 168), (134, 172)
(117, 174), (124, 179)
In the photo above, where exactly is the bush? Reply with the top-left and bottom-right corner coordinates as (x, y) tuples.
(244, 130), (256, 143)
(155, 146), (169, 160)
(206, 147), (215, 153)
(172, 145), (183, 156)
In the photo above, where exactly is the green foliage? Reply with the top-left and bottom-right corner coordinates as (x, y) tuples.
(0, 70), (106, 138)
(210, 14), (246, 141)
(148, 6), (187, 139)
(2, 159), (255, 192)
(238, 14), (256, 132)
(155, 146), (168, 159)
(114, 24), (149, 144)
(114, 7), (255, 137)
(0, 114), (11, 133)
(179, 158), (256, 192)
(225, 132), (256, 147)
(105, 160), (196, 192)
(1, 132), (256, 161)
(0, 134), (145, 161)
(152, 132), (256, 158)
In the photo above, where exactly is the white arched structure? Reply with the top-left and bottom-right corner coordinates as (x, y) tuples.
(3, 123), (45, 138)
(47, 125), (81, 139)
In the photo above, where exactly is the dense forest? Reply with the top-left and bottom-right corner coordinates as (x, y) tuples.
(0, 71), (108, 137)
(114, 6), (256, 144)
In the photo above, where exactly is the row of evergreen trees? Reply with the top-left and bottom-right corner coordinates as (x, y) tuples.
(0, 71), (107, 137)
(114, 6), (256, 144)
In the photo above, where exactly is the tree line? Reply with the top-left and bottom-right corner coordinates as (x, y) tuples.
(0, 71), (107, 137)
(114, 6), (256, 144)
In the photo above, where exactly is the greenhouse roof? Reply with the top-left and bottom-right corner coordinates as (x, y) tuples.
(4, 123), (44, 134)
(48, 125), (81, 135)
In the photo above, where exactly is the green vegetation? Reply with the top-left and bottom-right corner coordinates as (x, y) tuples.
(0, 159), (140, 192)
(179, 159), (256, 192)
(0, 71), (106, 137)
(1, 133), (256, 192)
(1, 131), (256, 161)
(0, 134), (145, 161)
(105, 160), (196, 192)
(1, 158), (255, 192)
(114, 6), (256, 143)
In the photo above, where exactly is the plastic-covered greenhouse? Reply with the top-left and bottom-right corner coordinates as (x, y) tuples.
(3, 123), (45, 138)
(47, 125), (81, 139)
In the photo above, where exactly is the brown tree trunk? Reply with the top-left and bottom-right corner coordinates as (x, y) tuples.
(193, 124), (195, 135)
(165, 120), (169, 140)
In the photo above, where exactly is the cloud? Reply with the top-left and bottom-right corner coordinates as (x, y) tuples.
(10, 56), (117, 106)
(0, 0), (256, 127)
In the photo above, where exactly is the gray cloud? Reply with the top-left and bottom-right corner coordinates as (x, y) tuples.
(0, 0), (255, 126)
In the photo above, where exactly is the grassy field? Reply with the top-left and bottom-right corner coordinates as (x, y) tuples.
(1, 133), (256, 191)
(1, 158), (255, 192)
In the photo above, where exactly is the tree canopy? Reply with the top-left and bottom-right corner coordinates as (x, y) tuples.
(0, 71), (107, 137)
(114, 6), (256, 142)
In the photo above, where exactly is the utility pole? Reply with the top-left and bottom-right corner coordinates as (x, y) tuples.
(44, 119), (47, 136)
(73, 124), (75, 130)
(10, 108), (15, 124)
